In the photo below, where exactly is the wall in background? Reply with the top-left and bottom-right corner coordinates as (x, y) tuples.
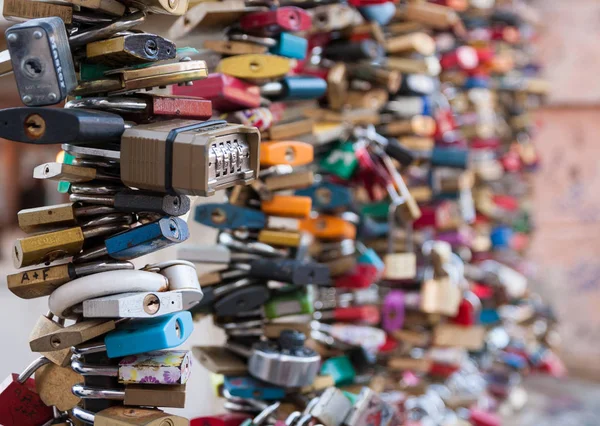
(530, 0), (600, 378)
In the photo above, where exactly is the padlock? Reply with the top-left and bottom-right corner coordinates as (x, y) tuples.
(6, 17), (77, 106)
(172, 73), (261, 112)
(224, 376), (285, 401)
(227, 330), (321, 388)
(319, 357), (356, 387)
(85, 34), (177, 66)
(269, 33), (308, 60)
(72, 311), (193, 358)
(192, 413), (251, 426)
(72, 405), (189, 425)
(120, 119), (260, 196)
(261, 76), (327, 101)
(344, 387), (402, 426)
(0, 357), (53, 426)
(35, 362), (84, 411)
(309, 387), (354, 426)
(240, 7), (312, 34)
(217, 54), (291, 81)
(264, 290), (314, 319)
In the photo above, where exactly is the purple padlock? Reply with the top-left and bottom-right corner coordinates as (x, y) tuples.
(382, 290), (405, 332)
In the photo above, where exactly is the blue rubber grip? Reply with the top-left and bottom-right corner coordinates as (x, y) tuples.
(105, 311), (193, 358)
(270, 33), (307, 59)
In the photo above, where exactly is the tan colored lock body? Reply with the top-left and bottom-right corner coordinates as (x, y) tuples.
(8, 264), (72, 299)
(385, 57), (441, 76)
(420, 277), (461, 316)
(385, 32), (436, 56)
(383, 253), (417, 280)
(33, 163), (97, 183)
(264, 170), (315, 191)
(36, 363), (83, 411)
(433, 324), (485, 351)
(192, 346), (248, 376)
(124, 384), (186, 407)
(402, 2), (460, 29)
(345, 89), (388, 110)
(204, 40), (267, 55)
(379, 116), (436, 137)
(30, 319), (116, 352)
(94, 406), (189, 426)
(18, 203), (81, 234)
(3, 0), (73, 23)
(120, 120), (260, 196)
(268, 118), (314, 140)
(325, 256), (357, 276)
(327, 63), (348, 111)
(28, 315), (72, 367)
(13, 227), (85, 268)
(347, 63), (401, 93)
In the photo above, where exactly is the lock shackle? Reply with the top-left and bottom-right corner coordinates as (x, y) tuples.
(17, 356), (51, 383)
(71, 359), (117, 377)
(72, 407), (95, 424)
(219, 232), (285, 258)
(71, 384), (124, 400)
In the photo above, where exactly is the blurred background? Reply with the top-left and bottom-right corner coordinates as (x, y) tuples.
(0, 0), (599, 422)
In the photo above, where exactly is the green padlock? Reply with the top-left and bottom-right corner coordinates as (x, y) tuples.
(320, 356), (356, 386)
(264, 290), (313, 320)
(361, 201), (391, 220)
(320, 141), (358, 180)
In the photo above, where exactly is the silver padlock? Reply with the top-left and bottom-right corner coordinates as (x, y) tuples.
(344, 387), (402, 426)
(82, 291), (184, 318)
(146, 260), (203, 310)
(227, 330), (321, 388)
(309, 387), (353, 426)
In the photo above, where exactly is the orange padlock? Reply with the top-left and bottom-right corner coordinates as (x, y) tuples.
(260, 141), (314, 167)
(299, 215), (357, 240)
(261, 195), (312, 219)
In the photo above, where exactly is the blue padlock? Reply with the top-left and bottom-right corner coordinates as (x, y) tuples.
(356, 244), (385, 274)
(104, 311), (193, 358)
(295, 181), (352, 211)
(500, 352), (528, 370)
(430, 146), (469, 169)
(358, 2), (396, 26)
(464, 76), (491, 89)
(262, 76), (327, 101)
(480, 308), (500, 325)
(223, 376), (286, 400)
(270, 33), (307, 59)
(490, 225), (513, 250)
(195, 203), (266, 230)
(104, 216), (189, 260)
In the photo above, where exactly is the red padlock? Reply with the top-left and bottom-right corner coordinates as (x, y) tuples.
(240, 7), (312, 33)
(172, 73), (260, 112)
(451, 292), (480, 326)
(440, 46), (479, 71)
(335, 264), (380, 289)
(469, 407), (502, 426)
(0, 358), (54, 426)
(317, 305), (381, 325)
(190, 413), (251, 426)
(191, 413), (251, 426)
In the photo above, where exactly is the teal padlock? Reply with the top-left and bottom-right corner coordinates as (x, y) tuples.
(356, 243), (385, 274)
(270, 33), (307, 60)
(320, 142), (359, 180)
(320, 356), (356, 386)
(361, 201), (390, 220)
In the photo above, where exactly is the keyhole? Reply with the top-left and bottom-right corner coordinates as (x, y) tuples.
(50, 335), (62, 348)
(24, 114), (46, 139)
(144, 39), (158, 58)
(169, 219), (180, 238)
(288, 12), (298, 26)
(285, 147), (296, 163)
(143, 294), (161, 315)
(23, 58), (43, 79)
(249, 61), (261, 72)
(315, 188), (332, 205)
(211, 208), (227, 224)
(175, 319), (182, 338)
(14, 246), (19, 260)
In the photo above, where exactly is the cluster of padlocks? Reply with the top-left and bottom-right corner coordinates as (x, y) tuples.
(0, 0), (563, 425)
